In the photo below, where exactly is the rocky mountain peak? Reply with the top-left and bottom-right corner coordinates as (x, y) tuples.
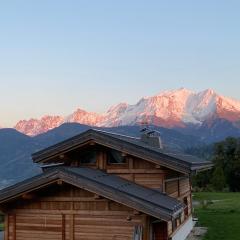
(14, 88), (240, 136)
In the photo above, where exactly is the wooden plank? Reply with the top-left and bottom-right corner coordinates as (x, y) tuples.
(13, 214), (16, 240)
(38, 196), (106, 202)
(14, 209), (135, 215)
(16, 225), (62, 232)
(4, 214), (8, 240)
(143, 215), (149, 240)
(62, 214), (65, 240)
(128, 157), (133, 169)
(70, 214), (74, 240)
(97, 151), (104, 170)
(162, 178), (165, 193)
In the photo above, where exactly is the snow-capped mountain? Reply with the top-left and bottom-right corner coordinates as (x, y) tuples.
(65, 108), (105, 126)
(102, 88), (240, 127)
(14, 88), (240, 136)
(15, 116), (64, 136)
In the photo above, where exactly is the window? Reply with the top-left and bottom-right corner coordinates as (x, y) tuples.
(107, 150), (127, 164)
(79, 150), (96, 165)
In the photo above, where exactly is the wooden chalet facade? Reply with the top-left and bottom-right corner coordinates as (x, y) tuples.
(0, 129), (212, 240)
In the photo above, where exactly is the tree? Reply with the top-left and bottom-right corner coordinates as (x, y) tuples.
(192, 170), (212, 189)
(212, 137), (240, 192)
(191, 137), (240, 192)
(211, 165), (226, 191)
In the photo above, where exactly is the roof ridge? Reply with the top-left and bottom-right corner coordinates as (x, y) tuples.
(92, 128), (140, 140)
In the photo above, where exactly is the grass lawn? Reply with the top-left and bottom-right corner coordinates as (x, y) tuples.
(193, 192), (240, 240)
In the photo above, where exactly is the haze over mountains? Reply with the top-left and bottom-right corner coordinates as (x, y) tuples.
(13, 88), (240, 139)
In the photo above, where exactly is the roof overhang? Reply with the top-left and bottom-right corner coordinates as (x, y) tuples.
(32, 129), (212, 174)
(0, 168), (184, 221)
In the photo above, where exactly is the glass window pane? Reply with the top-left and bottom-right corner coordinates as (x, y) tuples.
(107, 150), (126, 164)
(79, 151), (96, 164)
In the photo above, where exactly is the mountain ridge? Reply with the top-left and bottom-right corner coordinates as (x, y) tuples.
(13, 88), (240, 136)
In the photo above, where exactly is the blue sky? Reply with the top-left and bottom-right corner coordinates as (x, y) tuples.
(0, 0), (240, 126)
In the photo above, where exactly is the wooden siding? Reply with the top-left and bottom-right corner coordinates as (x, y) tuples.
(165, 176), (192, 236)
(68, 148), (167, 191)
(11, 213), (143, 240)
(72, 214), (141, 240)
(15, 214), (62, 240)
(179, 178), (190, 196)
(4, 184), (146, 240)
(165, 177), (190, 198)
(165, 180), (179, 198)
(107, 157), (165, 190)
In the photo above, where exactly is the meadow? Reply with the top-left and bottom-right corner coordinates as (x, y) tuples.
(193, 192), (240, 240)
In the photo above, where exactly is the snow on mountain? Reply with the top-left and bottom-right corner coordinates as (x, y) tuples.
(179, 89), (218, 124)
(101, 103), (129, 126)
(15, 116), (64, 136)
(65, 108), (105, 126)
(101, 88), (195, 127)
(15, 109), (104, 136)
(14, 88), (240, 136)
(103, 88), (240, 127)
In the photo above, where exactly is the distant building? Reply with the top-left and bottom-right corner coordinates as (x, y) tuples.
(0, 129), (212, 240)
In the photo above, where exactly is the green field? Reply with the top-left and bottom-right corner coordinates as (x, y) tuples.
(193, 192), (240, 240)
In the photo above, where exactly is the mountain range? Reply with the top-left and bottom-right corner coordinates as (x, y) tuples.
(13, 88), (240, 139)
(1, 88), (240, 188)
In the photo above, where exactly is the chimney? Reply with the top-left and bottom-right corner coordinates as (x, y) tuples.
(140, 129), (163, 149)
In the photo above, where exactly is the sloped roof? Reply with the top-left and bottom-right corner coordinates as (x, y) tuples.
(32, 129), (213, 174)
(0, 167), (184, 221)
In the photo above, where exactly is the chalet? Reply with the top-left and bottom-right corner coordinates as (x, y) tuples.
(0, 129), (212, 240)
